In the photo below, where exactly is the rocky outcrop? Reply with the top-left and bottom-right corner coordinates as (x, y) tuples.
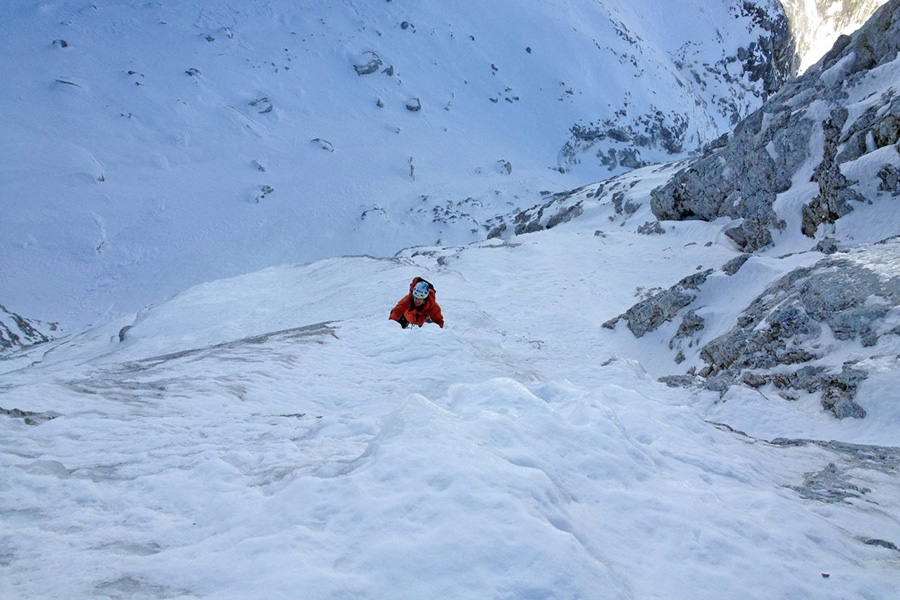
(560, 111), (692, 173)
(0, 406), (60, 426)
(616, 237), (900, 419)
(801, 107), (864, 236)
(603, 270), (714, 338)
(353, 51), (383, 75)
(1, 305), (55, 354)
(649, 104), (812, 251)
(698, 240), (900, 418)
(485, 167), (663, 239)
(650, 0), (900, 252)
(487, 187), (591, 239)
(731, 0), (798, 96)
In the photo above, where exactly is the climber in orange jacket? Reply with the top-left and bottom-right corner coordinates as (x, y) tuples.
(389, 277), (444, 329)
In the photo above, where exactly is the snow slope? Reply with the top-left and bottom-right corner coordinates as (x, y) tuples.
(2, 2), (899, 598)
(2, 169), (899, 598)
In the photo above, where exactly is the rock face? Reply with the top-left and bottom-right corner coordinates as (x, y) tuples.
(0, 305), (54, 355)
(649, 0), (900, 252)
(604, 270), (714, 339)
(698, 240), (900, 418)
(635, 240), (900, 419)
(648, 106), (812, 251)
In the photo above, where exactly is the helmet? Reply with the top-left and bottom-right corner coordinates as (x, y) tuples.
(412, 281), (431, 300)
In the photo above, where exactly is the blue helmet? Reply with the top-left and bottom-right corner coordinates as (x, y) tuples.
(412, 281), (431, 300)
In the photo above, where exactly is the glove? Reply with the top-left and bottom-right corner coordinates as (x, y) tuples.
(398, 316), (409, 329)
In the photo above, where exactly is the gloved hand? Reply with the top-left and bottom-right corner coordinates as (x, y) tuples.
(398, 316), (409, 329)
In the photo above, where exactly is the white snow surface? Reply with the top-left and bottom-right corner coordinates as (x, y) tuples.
(3, 195), (900, 598)
(2, 2), (899, 599)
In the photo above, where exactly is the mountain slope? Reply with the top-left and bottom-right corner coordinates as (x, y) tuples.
(2, 5), (899, 595)
(481, 0), (900, 425)
(0, 0), (799, 332)
(2, 216), (898, 598)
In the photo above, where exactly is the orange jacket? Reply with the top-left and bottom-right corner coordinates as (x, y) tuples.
(389, 277), (444, 328)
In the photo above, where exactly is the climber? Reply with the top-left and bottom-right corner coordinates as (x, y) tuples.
(389, 277), (444, 329)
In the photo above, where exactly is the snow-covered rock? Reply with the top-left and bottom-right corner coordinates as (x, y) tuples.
(699, 240), (900, 418)
(0, 305), (55, 355)
(649, 0), (900, 253)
